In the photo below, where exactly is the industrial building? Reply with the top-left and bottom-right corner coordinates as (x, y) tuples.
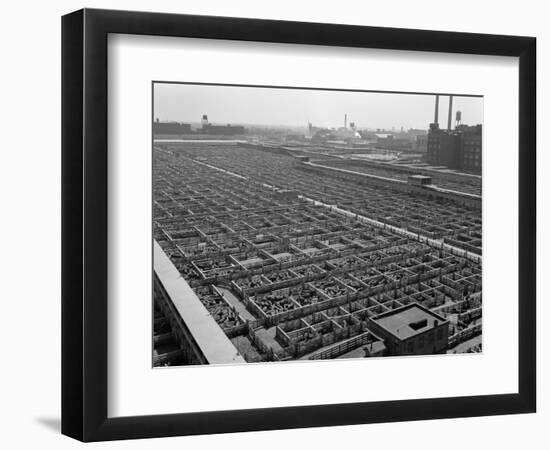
(375, 134), (414, 151)
(153, 115), (245, 138)
(367, 303), (449, 355)
(153, 119), (192, 136)
(415, 133), (428, 152)
(426, 95), (483, 174)
(152, 140), (482, 366)
(459, 124), (482, 172)
(198, 114), (245, 135)
(427, 123), (462, 169)
(310, 114), (362, 143)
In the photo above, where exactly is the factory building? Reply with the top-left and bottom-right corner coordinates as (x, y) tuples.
(368, 303), (450, 356)
(458, 124), (482, 172)
(427, 123), (462, 169)
(427, 95), (482, 173)
(415, 133), (428, 152)
(201, 123), (245, 135)
(310, 114), (362, 143)
(199, 114), (245, 136)
(375, 134), (414, 151)
(153, 119), (192, 135)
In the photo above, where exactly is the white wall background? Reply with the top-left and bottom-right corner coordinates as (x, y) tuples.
(0, 0), (546, 448)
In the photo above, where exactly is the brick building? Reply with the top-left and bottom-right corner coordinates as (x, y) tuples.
(458, 124), (482, 172)
(200, 123), (245, 136)
(153, 119), (191, 135)
(427, 123), (482, 174)
(367, 303), (450, 356)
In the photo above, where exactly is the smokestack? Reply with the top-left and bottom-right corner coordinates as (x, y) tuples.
(345, 114), (347, 129)
(447, 95), (454, 130)
(434, 95), (440, 124)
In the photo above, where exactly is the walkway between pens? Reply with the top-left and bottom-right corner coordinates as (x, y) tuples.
(180, 152), (481, 264)
(215, 286), (256, 322)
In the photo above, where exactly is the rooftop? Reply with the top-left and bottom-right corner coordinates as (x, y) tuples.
(154, 241), (246, 365)
(371, 303), (447, 340)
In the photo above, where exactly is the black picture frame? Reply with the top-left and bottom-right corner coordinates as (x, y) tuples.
(61, 8), (536, 442)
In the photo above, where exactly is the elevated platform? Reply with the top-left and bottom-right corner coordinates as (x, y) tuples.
(298, 161), (481, 208)
(154, 240), (245, 365)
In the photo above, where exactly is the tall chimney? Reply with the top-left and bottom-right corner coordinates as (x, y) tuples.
(434, 95), (440, 124)
(345, 113), (347, 129)
(447, 95), (454, 130)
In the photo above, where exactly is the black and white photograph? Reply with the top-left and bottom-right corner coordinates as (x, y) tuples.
(152, 83), (483, 367)
(1, 0), (542, 447)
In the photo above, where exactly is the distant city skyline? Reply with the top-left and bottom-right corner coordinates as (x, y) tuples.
(154, 83), (483, 131)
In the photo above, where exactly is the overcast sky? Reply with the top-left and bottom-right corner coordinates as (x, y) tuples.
(154, 83), (483, 130)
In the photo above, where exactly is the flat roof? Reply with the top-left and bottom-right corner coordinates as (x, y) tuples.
(371, 303), (447, 340)
(154, 241), (246, 365)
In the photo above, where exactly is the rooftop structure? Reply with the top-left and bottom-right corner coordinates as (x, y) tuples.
(408, 174), (432, 186)
(368, 303), (450, 355)
(371, 303), (446, 339)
